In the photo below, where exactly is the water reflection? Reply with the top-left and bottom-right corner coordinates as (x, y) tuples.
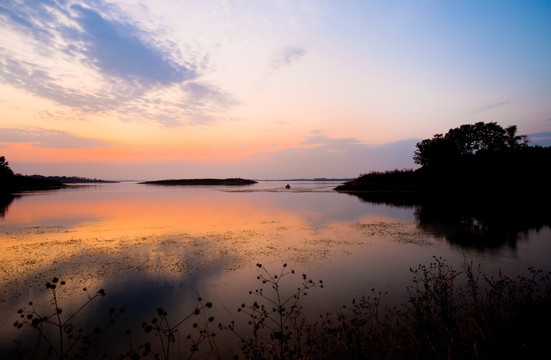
(1, 182), (550, 357)
(0, 193), (16, 218)
(1, 183), (395, 304)
(346, 191), (551, 249)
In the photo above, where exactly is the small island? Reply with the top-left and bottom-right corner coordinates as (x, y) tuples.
(140, 178), (257, 186)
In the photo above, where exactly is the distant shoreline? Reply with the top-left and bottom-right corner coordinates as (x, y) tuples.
(257, 178), (353, 182)
(27, 175), (119, 184)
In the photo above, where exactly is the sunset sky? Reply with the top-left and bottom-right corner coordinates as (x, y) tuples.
(1, 0), (550, 180)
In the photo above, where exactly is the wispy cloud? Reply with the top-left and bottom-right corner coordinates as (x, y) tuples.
(471, 100), (511, 114)
(528, 131), (551, 147)
(270, 46), (306, 71)
(0, 128), (112, 149)
(0, 0), (235, 125)
(0, 57), (106, 111)
(299, 133), (362, 147)
(529, 131), (551, 138)
(250, 133), (419, 178)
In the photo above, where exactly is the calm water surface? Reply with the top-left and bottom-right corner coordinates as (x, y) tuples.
(1, 181), (549, 356)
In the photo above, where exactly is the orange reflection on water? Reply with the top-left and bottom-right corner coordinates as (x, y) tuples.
(1, 185), (351, 293)
(2, 181), (430, 345)
(4, 188), (298, 235)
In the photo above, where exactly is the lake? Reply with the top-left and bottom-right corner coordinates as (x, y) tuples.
(1, 181), (550, 357)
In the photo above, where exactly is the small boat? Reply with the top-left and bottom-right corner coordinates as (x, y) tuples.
(285, 184), (291, 189)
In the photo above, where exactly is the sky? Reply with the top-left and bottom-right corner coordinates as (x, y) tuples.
(1, 0), (550, 180)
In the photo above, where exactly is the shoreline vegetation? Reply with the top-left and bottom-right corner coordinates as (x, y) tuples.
(0, 174), (66, 192)
(1, 157), (120, 192)
(7, 260), (551, 360)
(335, 122), (551, 198)
(0, 175), (120, 193)
(139, 178), (258, 186)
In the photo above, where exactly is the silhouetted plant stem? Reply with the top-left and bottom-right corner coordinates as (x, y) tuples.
(50, 284), (65, 359)
(141, 296), (216, 360)
(11, 260), (551, 359)
(226, 263), (323, 359)
(13, 278), (119, 360)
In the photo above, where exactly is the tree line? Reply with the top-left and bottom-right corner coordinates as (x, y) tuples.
(336, 121), (550, 194)
(413, 122), (529, 168)
(0, 156), (66, 191)
(0, 156), (14, 178)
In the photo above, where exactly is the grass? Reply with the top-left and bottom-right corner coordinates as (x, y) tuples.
(8, 259), (551, 360)
(334, 169), (423, 192)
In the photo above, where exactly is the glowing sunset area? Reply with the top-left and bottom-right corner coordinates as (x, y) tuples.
(1, 1), (549, 180)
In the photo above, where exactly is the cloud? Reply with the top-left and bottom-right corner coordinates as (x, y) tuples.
(0, 0), (59, 44)
(69, 4), (195, 86)
(471, 100), (511, 114)
(270, 46), (306, 71)
(272, 120), (290, 126)
(0, 128), (112, 149)
(6, 132), (421, 179)
(109, 81), (239, 127)
(299, 133), (362, 146)
(0, 0), (235, 126)
(528, 131), (551, 147)
(251, 133), (419, 178)
(0, 57), (106, 111)
(1, 1), (193, 86)
(180, 82), (238, 109)
(529, 131), (551, 138)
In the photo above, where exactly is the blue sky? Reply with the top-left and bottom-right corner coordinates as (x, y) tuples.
(0, 0), (550, 179)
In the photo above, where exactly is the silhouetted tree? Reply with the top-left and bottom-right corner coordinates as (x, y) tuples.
(0, 156), (14, 178)
(413, 122), (528, 168)
(413, 135), (459, 168)
(505, 125), (528, 149)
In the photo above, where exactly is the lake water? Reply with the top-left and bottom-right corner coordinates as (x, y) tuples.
(1, 181), (550, 357)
